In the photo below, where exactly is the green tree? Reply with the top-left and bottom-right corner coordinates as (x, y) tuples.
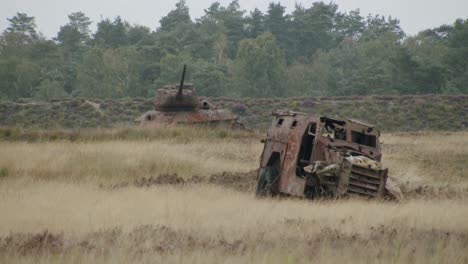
(154, 1), (213, 60)
(153, 53), (194, 90)
(93, 17), (129, 48)
(5, 12), (38, 39)
(445, 19), (468, 93)
(56, 12), (92, 94)
(198, 1), (246, 59)
(159, 0), (191, 32)
(362, 15), (404, 41)
(265, 2), (291, 55)
(213, 33), (228, 65)
(0, 59), (41, 98)
(68, 12), (92, 37)
(291, 2), (339, 60)
(127, 25), (151, 45)
(306, 32), (419, 96)
(334, 9), (365, 39)
(1, 1), (467, 99)
(76, 48), (108, 97)
(56, 12), (92, 48)
(1, 13), (39, 55)
(285, 63), (324, 96)
(245, 8), (265, 39)
(154, 23), (199, 58)
(404, 31), (449, 94)
(34, 79), (68, 100)
(232, 32), (286, 97)
(103, 47), (144, 97)
(76, 47), (144, 98)
(0, 13), (44, 99)
(192, 61), (227, 96)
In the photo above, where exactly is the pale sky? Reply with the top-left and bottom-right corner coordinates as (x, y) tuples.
(1, 0), (467, 38)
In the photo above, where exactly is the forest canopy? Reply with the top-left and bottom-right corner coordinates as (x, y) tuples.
(0, 0), (467, 99)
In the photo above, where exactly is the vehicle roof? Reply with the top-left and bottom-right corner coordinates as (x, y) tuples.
(272, 110), (375, 128)
(346, 118), (375, 128)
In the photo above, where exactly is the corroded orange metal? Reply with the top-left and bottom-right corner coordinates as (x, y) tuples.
(135, 65), (240, 127)
(257, 110), (400, 199)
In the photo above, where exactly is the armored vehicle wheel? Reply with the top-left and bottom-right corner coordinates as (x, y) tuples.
(256, 166), (279, 197)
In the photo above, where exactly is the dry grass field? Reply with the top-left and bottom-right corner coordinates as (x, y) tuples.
(0, 127), (467, 263)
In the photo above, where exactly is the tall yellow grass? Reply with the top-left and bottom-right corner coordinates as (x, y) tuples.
(0, 183), (467, 263)
(1, 183), (467, 236)
(0, 130), (466, 185)
(383, 132), (468, 191)
(0, 139), (261, 183)
(0, 129), (467, 263)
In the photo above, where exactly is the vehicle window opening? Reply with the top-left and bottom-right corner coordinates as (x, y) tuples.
(291, 120), (298, 128)
(277, 118), (284, 127)
(296, 122), (316, 177)
(351, 131), (376, 147)
(201, 101), (209, 110)
(267, 152), (281, 167)
(321, 118), (346, 140)
(308, 123), (317, 136)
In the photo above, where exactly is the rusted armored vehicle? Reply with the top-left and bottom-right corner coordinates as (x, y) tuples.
(256, 110), (402, 200)
(135, 65), (241, 127)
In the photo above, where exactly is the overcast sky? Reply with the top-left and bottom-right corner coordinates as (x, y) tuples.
(1, 0), (467, 38)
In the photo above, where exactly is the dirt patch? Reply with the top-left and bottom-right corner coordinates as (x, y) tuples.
(134, 174), (186, 187)
(1, 224), (467, 258)
(0, 225), (247, 256)
(0, 230), (65, 256)
(403, 185), (468, 200)
(207, 171), (257, 192)
(99, 170), (468, 200)
(100, 170), (258, 193)
(85, 100), (103, 115)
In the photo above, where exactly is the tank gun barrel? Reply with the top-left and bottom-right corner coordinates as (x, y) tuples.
(176, 64), (187, 100)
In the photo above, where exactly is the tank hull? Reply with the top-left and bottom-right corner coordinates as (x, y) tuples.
(134, 65), (242, 128)
(135, 109), (239, 127)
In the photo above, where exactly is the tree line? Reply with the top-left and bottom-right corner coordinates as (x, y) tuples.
(0, 0), (467, 100)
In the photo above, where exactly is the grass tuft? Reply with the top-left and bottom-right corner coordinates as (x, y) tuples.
(0, 128), (467, 263)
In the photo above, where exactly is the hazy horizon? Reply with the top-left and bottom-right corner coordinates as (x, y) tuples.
(1, 0), (468, 38)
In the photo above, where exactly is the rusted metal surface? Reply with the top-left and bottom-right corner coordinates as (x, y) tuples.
(135, 108), (239, 127)
(135, 65), (241, 127)
(256, 110), (402, 200)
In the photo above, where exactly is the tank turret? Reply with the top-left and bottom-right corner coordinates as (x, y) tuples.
(154, 65), (199, 111)
(135, 64), (243, 127)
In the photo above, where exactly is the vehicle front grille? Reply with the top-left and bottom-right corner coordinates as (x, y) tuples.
(348, 166), (386, 197)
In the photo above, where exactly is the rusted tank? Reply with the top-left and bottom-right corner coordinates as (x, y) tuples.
(256, 110), (402, 200)
(135, 65), (241, 127)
